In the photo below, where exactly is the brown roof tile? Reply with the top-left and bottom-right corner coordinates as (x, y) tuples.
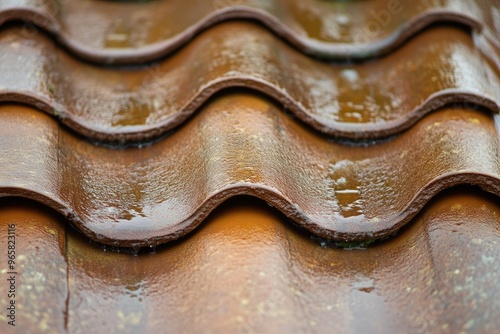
(0, 0), (498, 63)
(0, 199), (67, 333)
(1, 190), (500, 332)
(0, 23), (498, 141)
(1, 93), (500, 246)
(1, 1), (500, 331)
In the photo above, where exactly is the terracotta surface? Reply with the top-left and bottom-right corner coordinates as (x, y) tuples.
(1, 23), (499, 141)
(0, 199), (67, 333)
(1, 95), (500, 246)
(0, 0), (499, 332)
(1, 189), (500, 333)
(0, 0), (498, 63)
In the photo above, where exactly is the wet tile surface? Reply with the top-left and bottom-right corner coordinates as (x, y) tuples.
(0, 0), (498, 62)
(1, 189), (500, 333)
(0, 23), (498, 141)
(0, 0), (499, 332)
(1, 96), (500, 246)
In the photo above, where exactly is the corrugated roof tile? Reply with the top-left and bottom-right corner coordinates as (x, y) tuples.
(0, 0), (500, 63)
(1, 190), (500, 332)
(0, 0), (498, 63)
(0, 22), (498, 141)
(1, 93), (499, 246)
(0, 1), (500, 331)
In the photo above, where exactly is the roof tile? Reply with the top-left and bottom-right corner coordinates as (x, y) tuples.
(0, 0), (498, 62)
(0, 22), (498, 141)
(0, 0), (500, 331)
(1, 93), (499, 246)
(1, 191), (500, 332)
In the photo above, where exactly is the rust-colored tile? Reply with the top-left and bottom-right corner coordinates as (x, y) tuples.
(283, 188), (500, 333)
(2, 189), (499, 332)
(0, 1), (498, 331)
(0, 0), (497, 63)
(0, 199), (67, 334)
(0, 93), (499, 246)
(0, 23), (498, 141)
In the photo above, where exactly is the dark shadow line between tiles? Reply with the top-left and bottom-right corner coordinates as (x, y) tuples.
(0, 82), (498, 145)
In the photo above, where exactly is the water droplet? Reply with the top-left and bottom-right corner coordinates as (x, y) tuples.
(105, 22), (132, 48)
(341, 68), (359, 83)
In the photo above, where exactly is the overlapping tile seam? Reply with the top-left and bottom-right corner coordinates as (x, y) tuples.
(1, 95), (500, 246)
(3, 189), (500, 332)
(0, 23), (499, 141)
(0, 0), (498, 63)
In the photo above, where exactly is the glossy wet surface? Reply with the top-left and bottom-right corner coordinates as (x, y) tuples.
(0, 0), (498, 62)
(0, 1), (499, 332)
(0, 23), (498, 141)
(1, 96), (500, 246)
(1, 189), (500, 333)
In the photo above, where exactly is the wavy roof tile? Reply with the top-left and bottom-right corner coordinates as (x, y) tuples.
(1, 93), (500, 246)
(0, 0), (498, 63)
(1, 0), (500, 332)
(2, 191), (500, 332)
(0, 0), (497, 248)
(1, 22), (498, 141)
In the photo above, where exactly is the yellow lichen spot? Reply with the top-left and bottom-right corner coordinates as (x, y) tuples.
(371, 217), (380, 223)
(47, 229), (57, 235)
(292, 288), (303, 296)
(451, 203), (462, 211)
(117, 310), (142, 326)
(38, 320), (49, 332)
(426, 122), (441, 131)
(469, 118), (481, 124)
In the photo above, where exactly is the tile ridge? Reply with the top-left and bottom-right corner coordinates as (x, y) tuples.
(1, 23), (498, 142)
(0, 0), (497, 64)
(0, 95), (499, 246)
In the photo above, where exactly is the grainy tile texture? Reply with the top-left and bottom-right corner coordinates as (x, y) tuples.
(0, 23), (498, 141)
(1, 96), (500, 246)
(0, 0), (499, 332)
(0, 0), (498, 62)
(1, 191), (500, 333)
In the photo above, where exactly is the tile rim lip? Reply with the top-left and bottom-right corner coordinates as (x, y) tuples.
(1, 82), (498, 142)
(1, 172), (499, 248)
(0, 5), (494, 64)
